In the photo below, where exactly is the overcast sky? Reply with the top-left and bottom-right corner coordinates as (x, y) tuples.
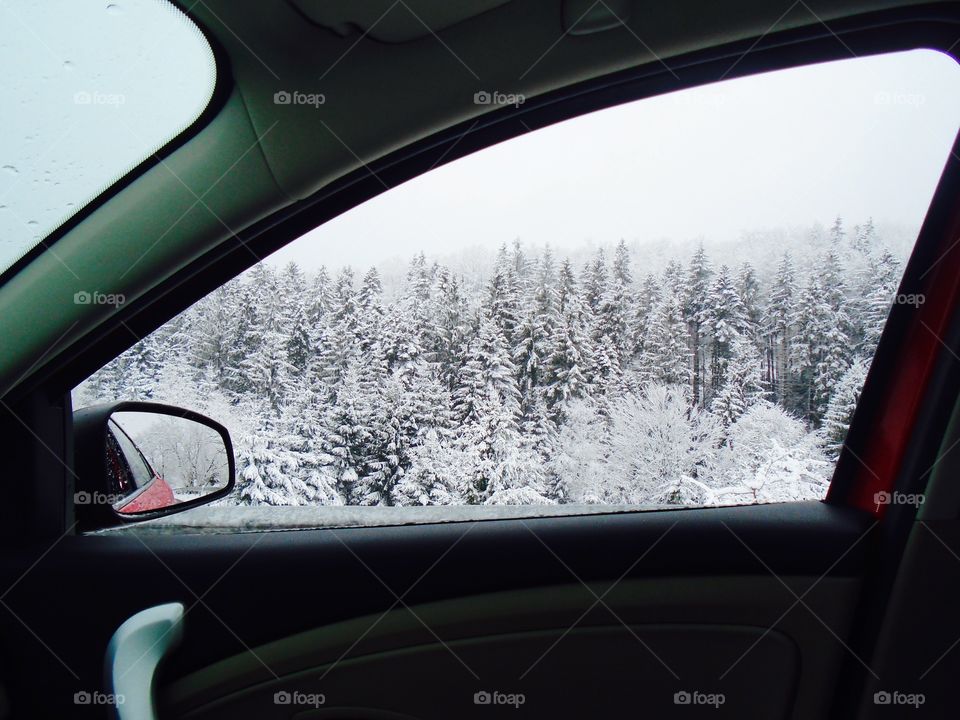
(271, 49), (960, 272)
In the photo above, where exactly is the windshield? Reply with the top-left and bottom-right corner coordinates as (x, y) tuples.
(0, 0), (216, 275)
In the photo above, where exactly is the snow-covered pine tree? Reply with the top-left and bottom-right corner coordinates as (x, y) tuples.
(632, 273), (661, 358)
(684, 244), (713, 406)
(764, 252), (797, 405)
(488, 244), (522, 349)
(432, 266), (471, 391)
(700, 264), (750, 403)
(710, 333), (765, 426)
(822, 358), (868, 457)
(542, 315), (589, 423)
(583, 248), (608, 315)
(861, 249), (901, 359)
(452, 314), (523, 503)
(356, 266), (385, 354)
(595, 242), (634, 366)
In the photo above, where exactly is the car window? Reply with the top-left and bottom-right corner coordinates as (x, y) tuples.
(0, 0), (215, 276)
(107, 419), (153, 490)
(74, 49), (960, 531)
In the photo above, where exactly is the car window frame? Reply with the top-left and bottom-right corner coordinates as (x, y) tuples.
(7, 7), (960, 536)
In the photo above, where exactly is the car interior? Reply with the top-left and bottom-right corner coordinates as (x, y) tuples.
(3, 0), (960, 718)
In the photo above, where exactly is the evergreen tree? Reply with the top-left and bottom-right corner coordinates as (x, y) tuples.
(639, 288), (688, 388)
(861, 249), (901, 358)
(684, 244), (713, 406)
(543, 317), (589, 423)
(700, 264), (750, 402)
(823, 359), (868, 457)
(765, 252), (796, 405)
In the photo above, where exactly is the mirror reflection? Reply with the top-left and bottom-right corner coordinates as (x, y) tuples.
(106, 411), (230, 515)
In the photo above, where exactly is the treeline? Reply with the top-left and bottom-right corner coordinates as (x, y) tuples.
(76, 218), (903, 508)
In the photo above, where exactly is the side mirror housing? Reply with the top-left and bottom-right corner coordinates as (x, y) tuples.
(73, 401), (235, 532)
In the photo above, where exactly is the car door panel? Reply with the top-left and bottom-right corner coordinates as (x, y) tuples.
(0, 501), (870, 718)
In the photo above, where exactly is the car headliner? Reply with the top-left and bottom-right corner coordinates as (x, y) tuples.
(0, 0), (938, 400)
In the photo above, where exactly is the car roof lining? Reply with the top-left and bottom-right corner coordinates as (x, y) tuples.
(287, 0), (515, 43)
(0, 0), (949, 401)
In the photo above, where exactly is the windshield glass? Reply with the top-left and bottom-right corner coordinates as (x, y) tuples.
(0, 0), (216, 275)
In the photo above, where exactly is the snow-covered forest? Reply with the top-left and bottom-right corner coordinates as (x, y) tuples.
(74, 218), (907, 510)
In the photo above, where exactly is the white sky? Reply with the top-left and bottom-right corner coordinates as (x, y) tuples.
(271, 49), (960, 272)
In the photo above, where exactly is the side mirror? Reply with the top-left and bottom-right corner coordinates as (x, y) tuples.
(73, 401), (235, 531)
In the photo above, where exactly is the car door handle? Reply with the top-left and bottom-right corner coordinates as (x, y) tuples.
(105, 602), (185, 720)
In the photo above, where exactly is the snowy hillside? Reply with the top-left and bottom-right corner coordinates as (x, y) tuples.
(75, 217), (906, 516)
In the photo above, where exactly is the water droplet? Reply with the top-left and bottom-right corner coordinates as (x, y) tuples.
(63, 60), (74, 71)
(106, 3), (122, 15)
(26, 220), (38, 227)
(1, 165), (17, 176)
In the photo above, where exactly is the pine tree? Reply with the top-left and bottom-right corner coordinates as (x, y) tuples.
(596, 243), (633, 364)
(822, 359), (868, 457)
(684, 244), (713, 406)
(612, 239), (633, 288)
(319, 362), (372, 503)
(241, 326), (294, 415)
(711, 334), (765, 426)
(639, 287), (688, 388)
(285, 302), (313, 377)
(307, 266), (334, 326)
(791, 271), (849, 425)
(765, 252), (796, 405)
(433, 267), (470, 391)
(543, 317), (588, 423)
(737, 261), (762, 332)
(453, 315), (522, 502)
(583, 248), (608, 314)
(556, 259), (582, 318)
(632, 273), (661, 358)
(356, 266), (385, 354)
(454, 315), (521, 425)
(700, 264), (750, 403)
(861, 249), (900, 358)
(488, 244), (522, 348)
